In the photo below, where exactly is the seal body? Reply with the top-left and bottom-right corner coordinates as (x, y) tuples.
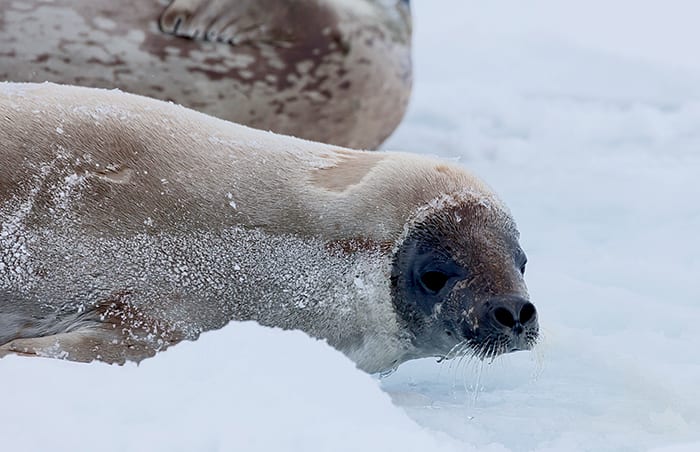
(0, 0), (411, 149)
(0, 83), (537, 372)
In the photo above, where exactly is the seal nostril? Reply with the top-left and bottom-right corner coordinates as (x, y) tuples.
(519, 302), (536, 324)
(494, 307), (515, 328)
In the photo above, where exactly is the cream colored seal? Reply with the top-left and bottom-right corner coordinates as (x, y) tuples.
(0, 83), (537, 373)
(0, 0), (412, 149)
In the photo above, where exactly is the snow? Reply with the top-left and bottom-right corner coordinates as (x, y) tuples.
(2, 0), (700, 451)
(0, 323), (466, 452)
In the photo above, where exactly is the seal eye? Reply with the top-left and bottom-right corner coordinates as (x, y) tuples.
(420, 271), (450, 294)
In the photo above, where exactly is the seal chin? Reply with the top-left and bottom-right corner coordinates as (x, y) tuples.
(509, 333), (537, 352)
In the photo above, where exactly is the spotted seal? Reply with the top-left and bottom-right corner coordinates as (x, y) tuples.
(0, 0), (412, 149)
(0, 83), (538, 373)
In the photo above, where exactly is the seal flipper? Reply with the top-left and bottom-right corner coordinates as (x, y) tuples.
(159, 0), (289, 45)
(0, 296), (184, 364)
(0, 327), (174, 364)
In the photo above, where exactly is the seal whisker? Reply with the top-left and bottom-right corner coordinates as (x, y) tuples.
(444, 338), (470, 361)
(452, 343), (474, 379)
(485, 342), (494, 362)
(447, 341), (469, 377)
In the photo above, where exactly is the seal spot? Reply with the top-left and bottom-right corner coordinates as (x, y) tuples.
(95, 167), (135, 185)
(311, 152), (385, 192)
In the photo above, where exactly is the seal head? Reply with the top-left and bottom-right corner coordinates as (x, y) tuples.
(391, 191), (538, 362)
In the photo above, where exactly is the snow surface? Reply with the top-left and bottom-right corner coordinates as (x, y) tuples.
(2, 1), (700, 451)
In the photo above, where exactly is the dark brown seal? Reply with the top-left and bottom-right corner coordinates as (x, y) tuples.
(0, 0), (412, 149)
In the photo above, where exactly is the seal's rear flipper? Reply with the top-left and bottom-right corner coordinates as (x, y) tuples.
(159, 0), (289, 44)
(0, 315), (183, 365)
(0, 330), (159, 364)
(0, 297), (184, 364)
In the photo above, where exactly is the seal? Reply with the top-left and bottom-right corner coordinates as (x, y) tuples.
(0, 83), (538, 373)
(0, 0), (412, 149)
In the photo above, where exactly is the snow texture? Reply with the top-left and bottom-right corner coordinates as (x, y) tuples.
(2, 0), (700, 451)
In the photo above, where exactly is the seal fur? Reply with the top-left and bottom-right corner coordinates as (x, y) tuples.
(0, 82), (537, 372)
(0, 0), (412, 149)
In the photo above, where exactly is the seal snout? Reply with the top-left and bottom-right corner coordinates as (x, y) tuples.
(479, 296), (539, 353)
(492, 299), (537, 334)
